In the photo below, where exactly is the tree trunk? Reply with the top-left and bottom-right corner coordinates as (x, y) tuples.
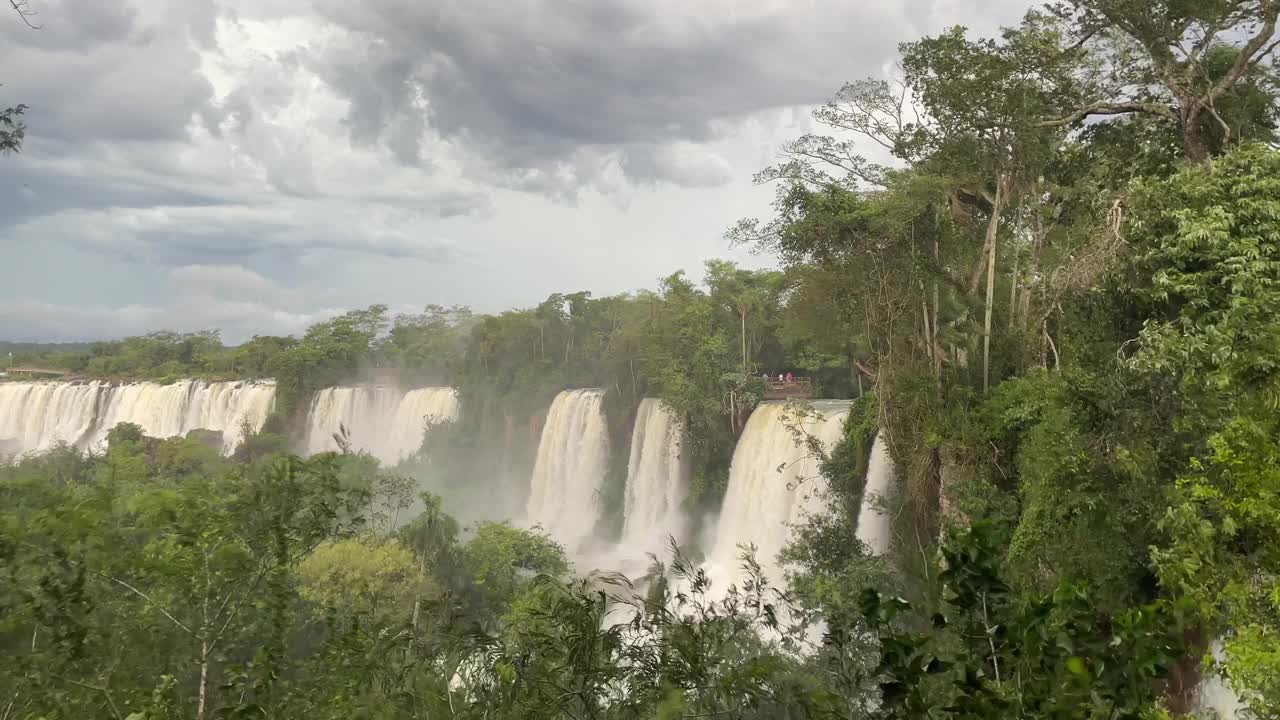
(933, 233), (942, 385)
(1021, 186), (1043, 331)
(921, 299), (933, 368)
(1181, 107), (1212, 164)
(197, 640), (210, 720)
(983, 178), (1005, 393)
(740, 310), (748, 375)
(1008, 234), (1019, 332)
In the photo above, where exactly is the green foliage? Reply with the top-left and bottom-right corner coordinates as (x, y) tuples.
(861, 523), (1185, 720)
(0, 102), (26, 154)
(1124, 142), (1280, 716)
(297, 536), (429, 621)
(461, 521), (568, 619)
(1130, 144), (1280, 421)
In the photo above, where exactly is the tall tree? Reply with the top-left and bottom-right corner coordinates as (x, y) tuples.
(1042, 0), (1280, 161)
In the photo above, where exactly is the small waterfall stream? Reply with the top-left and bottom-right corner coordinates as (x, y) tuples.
(855, 432), (895, 556)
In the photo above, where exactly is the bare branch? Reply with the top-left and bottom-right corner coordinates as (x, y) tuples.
(103, 575), (196, 636)
(8, 0), (40, 29)
(1037, 100), (1178, 127)
(50, 675), (123, 720)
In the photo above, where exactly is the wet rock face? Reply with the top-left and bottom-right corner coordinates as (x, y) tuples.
(185, 428), (225, 452)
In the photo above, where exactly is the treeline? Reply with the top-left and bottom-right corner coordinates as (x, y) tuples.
(8, 264), (865, 503)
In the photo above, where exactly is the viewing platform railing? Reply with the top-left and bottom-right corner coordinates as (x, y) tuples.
(762, 377), (813, 400)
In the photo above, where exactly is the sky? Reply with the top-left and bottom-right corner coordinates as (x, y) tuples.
(0, 0), (1032, 344)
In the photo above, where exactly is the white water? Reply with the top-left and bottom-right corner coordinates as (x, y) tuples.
(620, 398), (690, 554)
(1196, 639), (1246, 718)
(303, 386), (459, 464)
(0, 380), (276, 456)
(855, 432), (895, 556)
(527, 389), (611, 551)
(705, 400), (852, 589)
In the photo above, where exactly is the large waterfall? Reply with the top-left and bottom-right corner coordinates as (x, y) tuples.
(855, 432), (895, 556)
(527, 389), (611, 551)
(705, 400), (852, 589)
(0, 380), (276, 456)
(303, 386), (459, 464)
(620, 398), (689, 554)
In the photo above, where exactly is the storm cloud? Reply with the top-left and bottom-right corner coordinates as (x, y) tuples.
(0, 0), (1033, 342)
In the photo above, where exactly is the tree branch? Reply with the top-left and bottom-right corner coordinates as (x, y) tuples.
(8, 0), (40, 29)
(103, 574), (196, 636)
(1037, 100), (1178, 127)
(50, 675), (123, 720)
(1202, 2), (1280, 105)
(17, 541), (195, 636)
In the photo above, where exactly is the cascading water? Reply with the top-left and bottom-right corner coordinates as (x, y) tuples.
(1196, 640), (1246, 718)
(855, 432), (895, 556)
(705, 400), (852, 589)
(620, 398), (690, 554)
(303, 386), (458, 465)
(526, 389), (611, 551)
(0, 380), (276, 457)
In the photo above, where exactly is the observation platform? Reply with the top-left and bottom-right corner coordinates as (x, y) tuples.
(762, 378), (813, 400)
(3, 367), (74, 378)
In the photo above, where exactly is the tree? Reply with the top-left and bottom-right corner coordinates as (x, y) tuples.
(0, 101), (25, 154)
(3, 0), (39, 154)
(297, 535), (430, 623)
(860, 522), (1185, 720)
(460, 522), (568, 620)
(1042, 0), (1280, 162)
(1129, 145), (1280, 715)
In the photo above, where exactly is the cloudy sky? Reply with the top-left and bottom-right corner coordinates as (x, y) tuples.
(0, 0), (1031, 343)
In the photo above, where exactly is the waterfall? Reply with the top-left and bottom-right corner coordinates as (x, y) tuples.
(0, 380), (276, 457)
(303, 386), (458, 464)
(0, 381), (104, 455)
(527, 389), (610, 551)
(855, 432), (895, 556)
(1196, 640), (1246, 718)
(706, 400), (851, 589)
(620, 398), (689, 554)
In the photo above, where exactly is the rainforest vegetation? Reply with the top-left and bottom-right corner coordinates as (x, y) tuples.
(4, 0), (1280, 717)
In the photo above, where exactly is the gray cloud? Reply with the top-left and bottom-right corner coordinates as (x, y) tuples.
(0, 0), (1037, 343)
(0, 0), (221, 144)
(304, 0), (917, 192)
